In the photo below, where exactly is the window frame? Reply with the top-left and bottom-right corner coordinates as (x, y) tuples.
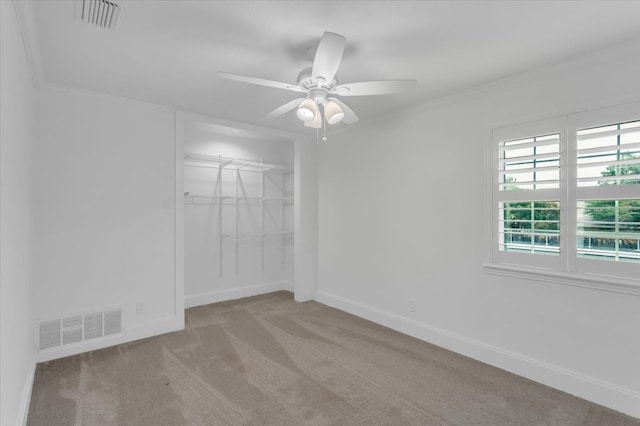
(492, 116), (566, 271)
(569, 103), (640, 280)
(485, 101), (640, 295)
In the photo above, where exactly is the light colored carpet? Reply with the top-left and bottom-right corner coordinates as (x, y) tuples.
(28, 291), (639, 425)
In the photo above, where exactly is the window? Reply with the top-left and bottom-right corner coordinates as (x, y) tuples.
(576, 119), (640, 264)
(499, 201), (560, 255)
(498, 131), (561, 259)
(576, 200), (640, 262)
(487, 102), (640, 291)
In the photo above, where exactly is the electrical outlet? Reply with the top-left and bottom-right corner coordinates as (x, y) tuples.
(409, 299), (416, 313)
(136, 302), (145, 314)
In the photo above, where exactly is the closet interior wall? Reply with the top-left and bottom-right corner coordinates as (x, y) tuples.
(183, 121), (294, 307)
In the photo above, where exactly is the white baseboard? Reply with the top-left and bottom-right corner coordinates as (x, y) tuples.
(185, 281), (289, 308)
(36, 315), (182, 363)
(18, 353), (37, 426)
(315, 290), (640, 419)
(281, 280), (294, 292)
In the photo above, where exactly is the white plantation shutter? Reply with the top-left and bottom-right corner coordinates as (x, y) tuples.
(576, 121), (640, 187)
(569, 102), (640, 276)
(488, 101), (640, 290)
(492, 117), (565, 268)
(576, 200), (640, 262)
(498, 134), (561, 191)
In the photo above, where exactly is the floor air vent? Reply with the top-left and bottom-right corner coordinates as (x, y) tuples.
(39, 308), (123, 350)
(80, 0), (120, 30)
(62, 316), (83, 345)
(39, 320), (61, 350)
(104, 309), (123, 335)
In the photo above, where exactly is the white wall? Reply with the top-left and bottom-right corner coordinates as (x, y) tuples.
(294, 137), (318, 302)
(317, 39), (640, 417)
(33, 85), (180, 361)
(183, 120), (295, 307)
(0, 2), (38, 425)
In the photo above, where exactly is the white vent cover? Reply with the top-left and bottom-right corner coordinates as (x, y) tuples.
(62, 316), (83, 345)
(104, 309), (122, 335)
(39, 320), (61, 350)
(80, 0), (120, 30)
(38, 307), (123, 350)
(84, 312), (103, 340)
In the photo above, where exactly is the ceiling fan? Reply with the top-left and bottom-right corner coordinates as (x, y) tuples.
(217, 32), (417, 129)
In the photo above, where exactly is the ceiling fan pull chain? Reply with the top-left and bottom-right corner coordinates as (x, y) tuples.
(322, 110), (328, 142)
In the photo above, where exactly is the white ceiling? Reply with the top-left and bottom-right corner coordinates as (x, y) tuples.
(32, 1), (640, 134)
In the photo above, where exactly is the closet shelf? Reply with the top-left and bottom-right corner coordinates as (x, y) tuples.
(184, 153), (292, 173)
(184, 152), (293, 276)
(220, 232), (294, 241)
(184, 194), (294, 205)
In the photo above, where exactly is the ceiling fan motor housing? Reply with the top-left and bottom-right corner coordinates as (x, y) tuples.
(297, 67), (337, 92)
(309, 89), (329, 104)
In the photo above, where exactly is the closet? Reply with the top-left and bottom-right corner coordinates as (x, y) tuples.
(182, 121), (294, 307)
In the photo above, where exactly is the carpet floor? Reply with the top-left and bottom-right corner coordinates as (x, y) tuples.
(27, 291), (639, 425)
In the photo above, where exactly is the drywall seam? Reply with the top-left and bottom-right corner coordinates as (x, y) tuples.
(184, 282), (290, 309)
(315, 290), (640, 419)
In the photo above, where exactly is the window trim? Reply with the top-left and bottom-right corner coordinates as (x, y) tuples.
(485, 101), (640, 295)
(483, 262), (640, 296)
(492, 115), (566, 270)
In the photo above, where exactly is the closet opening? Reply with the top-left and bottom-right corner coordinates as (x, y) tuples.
(177, 116), (296, 310)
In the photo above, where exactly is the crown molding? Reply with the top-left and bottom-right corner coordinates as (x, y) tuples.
(40, 81), (308, 143)
(330, 37), (640, 138)
(12, 0), (43, 89)
(175, 110), (305, 141)
(41, 81), (177, 113)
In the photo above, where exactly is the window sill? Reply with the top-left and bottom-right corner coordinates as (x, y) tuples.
(483, 263), (640, 296)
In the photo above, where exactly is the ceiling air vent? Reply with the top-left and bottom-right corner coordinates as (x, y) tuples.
(79, 0), (120, 30)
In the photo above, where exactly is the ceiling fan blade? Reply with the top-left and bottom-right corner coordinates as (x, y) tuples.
(263, 98), (306, 120)
(331, 80), (417, 96)
(311, 32), (346, 84)
(217, 72), (306, 93)
(327, 97), (359, 124)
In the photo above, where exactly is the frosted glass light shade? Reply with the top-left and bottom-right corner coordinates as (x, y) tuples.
(297, 98), (317, 122)
(304, 111), (322, 128)
(324, 100), (344, 125)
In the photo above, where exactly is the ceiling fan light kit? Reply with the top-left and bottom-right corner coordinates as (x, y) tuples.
(304, 110), (323, 129)
(217, 31), (417, 132)
(323, 100), (344, 125)
(296, 98), (317, 122)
